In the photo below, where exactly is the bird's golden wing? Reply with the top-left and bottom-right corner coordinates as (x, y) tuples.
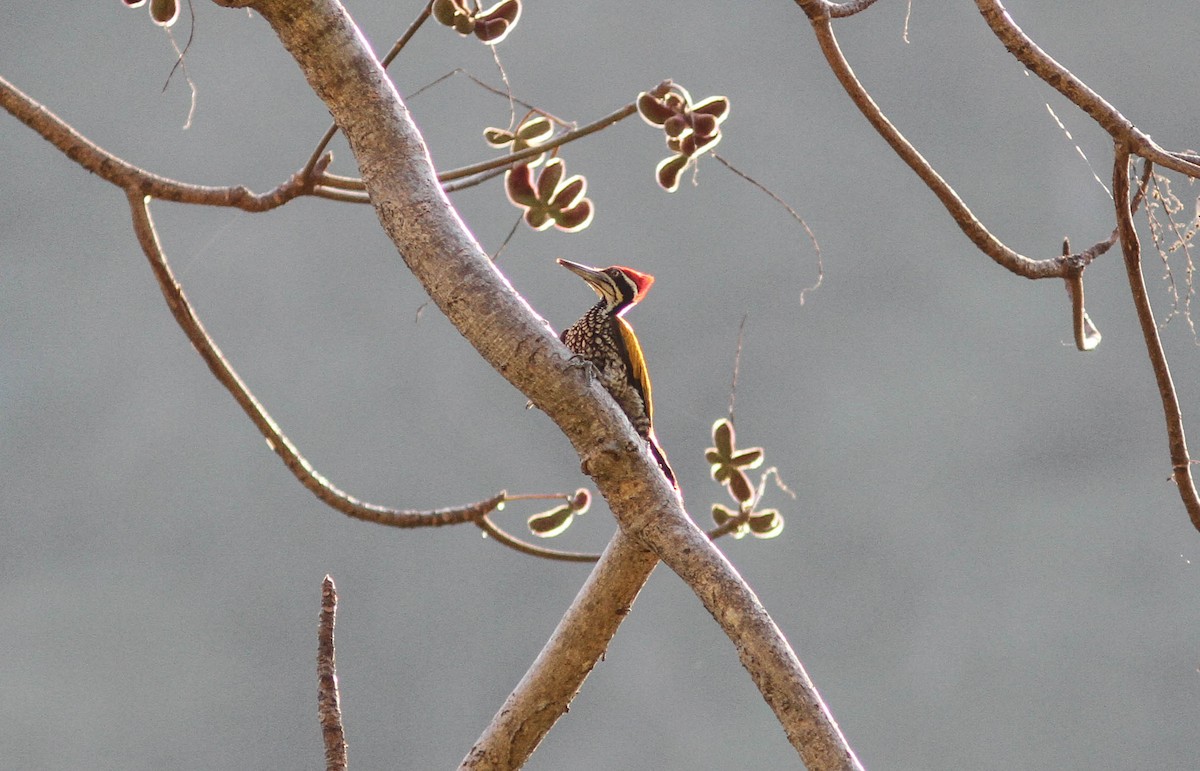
(616, 316), (653, 425)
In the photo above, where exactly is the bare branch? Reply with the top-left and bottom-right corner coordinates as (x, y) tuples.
(311, 185), (372, 204)
(438, 102), (639, 182)
(0, 74), (325, 210)
(228, 0), (862, 765)
(471, 508), (760, 564)
(126, 190), (507, 528)
(316, 172), (366, 191)
(827, 0), (883, 18)
(795, 0), (1192, 281)
(443, 166), (508, 194)
(317, 576), (347, 771)
(975, 0), (1200, 180)
(301, 1), (433, 179)
(792, 6), (1066, 279)
(1113, 146), (1200, 531)
(475, 514), (601, 563)
(1062, 239), (1095, 352)
(300, 103), (640, 195)
(461, 531), (659, 770)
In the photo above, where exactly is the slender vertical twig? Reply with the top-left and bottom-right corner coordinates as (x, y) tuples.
(1113, 145), (1200, 530)
(317, 576), (347, 771)
(728, 314), (748, 424)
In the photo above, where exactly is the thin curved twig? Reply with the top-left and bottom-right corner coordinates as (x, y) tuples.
(795, 0), (1192, 279)
(712, 152), (823, 303)
(793, 4), (1067, 279)
(438, 103), (639, 182)
(422, 68), (576, 128)
(1112, 146), (1200, 531)
(127, 189), (508, 528)
(316, 172), (366, 191)
(975, 0), (1200, 180)
(475, 514), (601, 562)
(317, 576), (347, 771)
(311, 185), (372, 204)
(303, 103), (639, 194)
(443, 166), (509, 194)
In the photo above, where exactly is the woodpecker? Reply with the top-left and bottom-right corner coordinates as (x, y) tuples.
(557, 258), (677, 488)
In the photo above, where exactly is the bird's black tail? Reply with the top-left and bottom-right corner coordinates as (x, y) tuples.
(647, 431), (677, 489)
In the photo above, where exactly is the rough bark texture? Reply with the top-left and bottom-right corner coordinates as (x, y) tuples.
(221, 1), (860, 768)
(461, 531), (659, 770)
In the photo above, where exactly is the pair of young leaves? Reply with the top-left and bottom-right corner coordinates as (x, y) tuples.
(528, 419), (783, 542)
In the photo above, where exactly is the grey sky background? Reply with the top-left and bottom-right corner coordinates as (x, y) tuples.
(3, 2), (1199, 768)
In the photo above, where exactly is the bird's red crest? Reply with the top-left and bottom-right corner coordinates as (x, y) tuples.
(616, 266), (655, 303)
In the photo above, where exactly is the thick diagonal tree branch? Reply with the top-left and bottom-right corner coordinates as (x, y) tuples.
(461, 531), (659, 769)
(212, 0), (860, 767)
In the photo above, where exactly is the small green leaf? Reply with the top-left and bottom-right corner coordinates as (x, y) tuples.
(524, 208), (554, 231)
(711, 504), (748, 539)
(730, 448), (764, 470)
(569, 488), (591, 513)
(552, 177), (586, 209)
(727, 469), (754, 504)
(748, 509), (784, 539)
(536, 158), (565, 200)
(484, 127), (516, 147)
(656, 154), (689, 192)
(528, 505), (575, 537)
(149, 0), (179, 26)
(432, 0), (462, 27)
(474, 16), (510, 43)
(663, 114), (689, 138)
(505, 159), (593, 233)
(480, 0), (521, 26)
(712, 419), (734, 457)
(711, 504), (736, 526)
(691, 95), (730, 123)
(504, 164), (539, 207)
(553, 200), (594, 233)
(637, 92), (675, 126)
(452, 13), (476, 35)
(516, 116), (553, 143)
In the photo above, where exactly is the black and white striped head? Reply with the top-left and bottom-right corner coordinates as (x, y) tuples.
(558, 258), (655, 317)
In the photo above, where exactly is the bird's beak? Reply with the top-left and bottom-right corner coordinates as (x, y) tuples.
(557, 258), (608, 293)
